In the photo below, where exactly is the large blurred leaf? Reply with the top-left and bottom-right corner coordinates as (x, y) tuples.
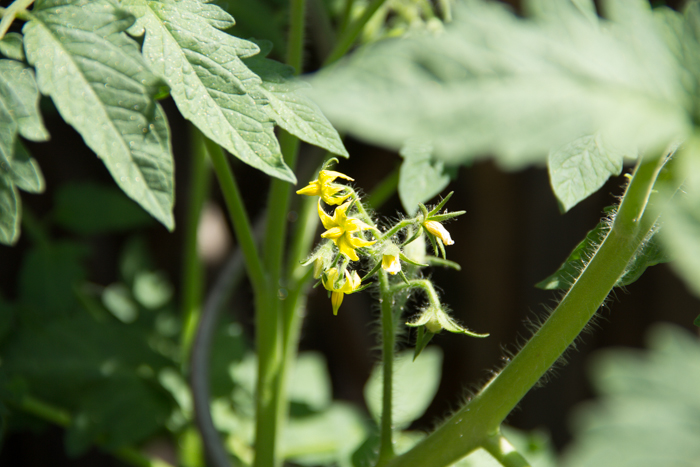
(243, 42), (348, 158)
(18, 242), (88, 320)
(562, 324), (700, 467)
(364, 346), (442, 430)
(122, 0), (295, 183)
(309, 0), (691, 170)
(23, 0), (175, 229)
(53, 182), (154, 235)
(398, 139), (450, 215)
(1, 312), (173, 455)
(281, 402), (368, 467)
(548, 134), (626, 213)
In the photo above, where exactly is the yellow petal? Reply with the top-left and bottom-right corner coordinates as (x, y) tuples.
(331, 291), (344, 315)
(296, 180), (321, 196)
(424, 220), (454, 245)
(321, 226), (344, 240)
(382, 254), (401, 275)
(336, 235), (360, 261)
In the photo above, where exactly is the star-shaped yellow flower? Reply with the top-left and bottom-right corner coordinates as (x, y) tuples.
(296, 170), (354, 205)
(318, 201), (375, 261)
(322, 268), (361, 315)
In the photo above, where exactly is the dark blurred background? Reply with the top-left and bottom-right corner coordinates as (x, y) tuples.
(0, 0), (698, 465)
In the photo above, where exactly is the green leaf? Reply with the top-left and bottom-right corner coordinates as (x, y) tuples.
(309, 0), (691, 170)
(536, 217), (608, 290)
(53, 182), (154, 235)
(287, 352), (332, 412)
(563, 324), (700, 467)
(0, 176), (19, 245)
(398, 139), (451, 215)
(364, 346), (442, 430)
(244, 43), (348, 158)
(281, 402), (368, 467)
(2, 312), (173, 454)
(0, 59), (49, 143)
(122, 0), (295, 183)
(548, 134), (626, 213)
(0, 32), (26, 61)
(657, 134), (700, 298)
(18, 242), (88, 319)
(23, 0), (175, 230)
(8, 141), (44, 194)
(617, 234), (670, 287)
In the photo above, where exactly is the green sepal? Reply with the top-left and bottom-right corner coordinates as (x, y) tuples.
(361, 260), (382, 282)
(426, 256), (461, 270)
(428, 191), (454, 216)
(427, 210), (465, 223)
(399, 252), (428, 268)
(413, 326), (435, 361)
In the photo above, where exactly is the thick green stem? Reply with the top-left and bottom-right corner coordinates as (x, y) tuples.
(181, 127), (209, 367)
(286, 0), (306, 74)
(324, 0), (389, 66)
(376, 270), (397, 466)
(205, 138), (266, 299)
(385, 154), (668, 467)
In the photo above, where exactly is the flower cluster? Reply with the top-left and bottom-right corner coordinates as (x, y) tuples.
(297, 160), (485, 353)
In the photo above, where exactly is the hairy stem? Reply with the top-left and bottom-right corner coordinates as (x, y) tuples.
(376, 270), (397, 466)
(386, 153), (669, 467)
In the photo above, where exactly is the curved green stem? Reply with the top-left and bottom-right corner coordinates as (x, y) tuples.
(385, 153), (669, 467)
(324, 0), (390, 66)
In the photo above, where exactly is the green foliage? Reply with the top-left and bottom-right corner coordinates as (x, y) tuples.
(548, 134), (626, 213)
(309, 0), (691, 170)
(562, 324), (700, 467)
(53, 182), (154, 235)
(537, 206), (670, 290)
(243, 40), (348, 158)
(398, 139), (451, 215)
(24, 0), (175, 230)
(122, 0), (294, 183)
(364, 346), (442, 430)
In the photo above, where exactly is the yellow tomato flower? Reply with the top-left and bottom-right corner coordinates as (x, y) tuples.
(423, 220), (454, 245)
(318, 201), (376, 261)
(296, 170), (354, 205)
(382, 253), (401, 275)
(322, 268), (361, 315)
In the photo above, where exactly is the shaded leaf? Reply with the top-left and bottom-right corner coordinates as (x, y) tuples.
(8, 141), (44, 194)
(281, 402), (368, 467)
(563, 324), (700, 467)
(398, 139), (450, 215)
(309, 0), (690, 170)
(0, 33), (25, 62)
(287, 351), (332, 412)
(364, 347), (442, 430)
(122, 0), (295, 183)
(244, 42), (348, 158)
(24, 0), (175, 229)
(0, 176), (19, 245)
(617, 234), (670, 287)
(18, 242), (88, 319)
(548, 134), (626, 213)
(53, 182), (154, 235)
(0, 59), (48, 143)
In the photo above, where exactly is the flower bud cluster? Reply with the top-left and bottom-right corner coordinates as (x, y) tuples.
(297, 160), (486, 349)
